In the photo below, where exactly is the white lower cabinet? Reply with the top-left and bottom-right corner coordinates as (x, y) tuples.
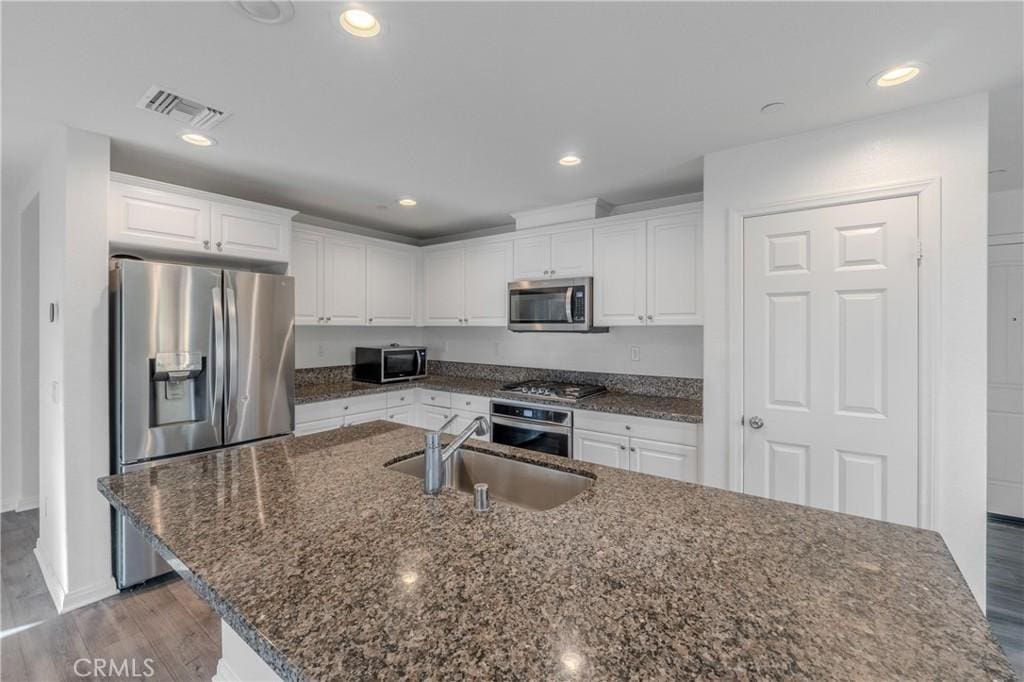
(420, 405), (453, 431)
(345, 409), (387, 426)
(573, 430), (630, 469)
(295, 394), (388, 435)
(294, 416), (344, 437)
(387, 405), (416, 426)
(572, 409), (700, 483)
(450, 410), (490, 440)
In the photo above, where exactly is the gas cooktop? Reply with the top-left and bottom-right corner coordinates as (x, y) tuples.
(498, 379), (607, 403)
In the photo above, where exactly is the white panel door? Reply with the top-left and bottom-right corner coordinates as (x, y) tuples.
(573, 429), (629, 469)
(367, 245), (416, 326)
(323, 237), (366, 325)
(742, 196), (919, 525)
(988, 242), (1024, 518)
(423, 249), (465, 325)
(109, 182), (211, 253)
(211, 203), (290, 262)
(549, 229), (593, 278)
(514, 235), (551, 279)
(630, 438), (698, 483)
(464, 242), (513, 326)
(593, 222), (646, 326)
(646, 214), (702, 325)
(290, 230), (323, 325)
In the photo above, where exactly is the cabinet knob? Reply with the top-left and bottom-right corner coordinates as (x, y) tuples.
(389, 414), (395, 419)
(203, 240), (210, 250)
(368, 318), (373, 323)
(400, 397), (405, 402)
(619, 445), (626, 450)
(630, 447), (636, 452)
(543, 270), (549, 275)
(326, 316), (332, 322)
(550, 270), (556, 275)
(637, 315), (643, 321)
(430, 396), (436, 401)
(647, 315), (653, 321)
(216, 241), (223, 251)
(625, 425), (631, 431)
(344, 405), (349, 410)
(466, 401), (471, 406)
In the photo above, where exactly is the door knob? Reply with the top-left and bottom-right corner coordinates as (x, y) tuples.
(748, 416), (765, 430)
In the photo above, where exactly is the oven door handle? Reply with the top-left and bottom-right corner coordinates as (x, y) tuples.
(489, 415), (572, 435)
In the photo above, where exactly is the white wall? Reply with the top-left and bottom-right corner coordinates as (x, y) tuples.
(21, 127), (116, 612)
(295, 326), (423, 368)
(297, 325), (703, 378)
(424, 326), (703, 377)
(702, 94), (990, 606)
(989, 188), (1023, 238)
(1, 187), (24, 511)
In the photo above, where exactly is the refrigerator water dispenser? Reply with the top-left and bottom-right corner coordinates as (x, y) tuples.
(150, 351), (206, 426)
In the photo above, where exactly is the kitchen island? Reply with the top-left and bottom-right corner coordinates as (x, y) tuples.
(98, 422), (1013, 681)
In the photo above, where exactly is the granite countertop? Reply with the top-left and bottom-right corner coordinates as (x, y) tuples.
(295, 376), (703, 423)
(98, 423), (1013, 681)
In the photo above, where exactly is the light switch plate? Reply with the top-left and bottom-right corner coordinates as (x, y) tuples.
(630, 346), (640, 362)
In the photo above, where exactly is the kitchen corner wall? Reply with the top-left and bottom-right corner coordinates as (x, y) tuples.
(296, 325), (703, 378)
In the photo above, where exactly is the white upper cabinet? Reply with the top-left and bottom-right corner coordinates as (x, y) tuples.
(109, 175), (294, 263)
(513, 229), (592, 280)
(211, 202), (291, 262)
(646, 214), (702, 325)
(549, 229), (593, 278)
(594, 221), (647, 326)
(109, 182), (211, 254)
(423, 249), (465, 325)
(290, 229), (323, 325)
(463, 241), (513, 325)
(367, 245), (416, 326)
(423, 241), (512, 326)
(323, 237), (367, 325)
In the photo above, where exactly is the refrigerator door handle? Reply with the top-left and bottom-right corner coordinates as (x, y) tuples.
(225, 286), (240, 437)
(212, 287), (225, 439)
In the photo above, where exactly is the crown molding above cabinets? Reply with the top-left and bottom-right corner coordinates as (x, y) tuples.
(511, 197), (613, 230)
(108, 173), (297, 266)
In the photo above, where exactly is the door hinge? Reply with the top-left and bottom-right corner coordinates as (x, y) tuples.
(916, 239), (924, 265)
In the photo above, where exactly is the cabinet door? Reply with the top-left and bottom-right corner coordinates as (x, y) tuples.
(573, 429), (629, 469)
(344, 409), (388, 426)
(464, 242), (512, 326)
(109, 182), (211, 254)
(629, 438), (698, 482)
(367, 245), (416, 325)
(294, 416), (343, 437)
(450, 411), (490, 440)
(210, 203), (290, 263)
(549, 229), (593, 278)
(594, 222), (646, 326)
(387, 405), (416, 426)
(290, 230), (323, 326)
(323, 237), (367, 325)
(513, 235), (551, 279)
(420, 405), (453, 431)
(423, 249), (465, 325)
(647, 215), (701, 325)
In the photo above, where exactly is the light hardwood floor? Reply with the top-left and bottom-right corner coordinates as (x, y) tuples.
(1, 511), (219, 682)
(2, 509), (1022, 680)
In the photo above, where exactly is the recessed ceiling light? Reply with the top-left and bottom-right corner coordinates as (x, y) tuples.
(558, 154), (582, 167)
(872, 63), (923, 88)
(232, 1), (294, 25)
(340, 8), (380, 37)
(180, 132), (216, 147)
(398, 198), (417, 207)
(760, 101), (786, 115)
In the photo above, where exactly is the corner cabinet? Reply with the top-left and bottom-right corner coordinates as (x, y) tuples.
(593, 210), (702, 326)
(423, 241), (512, 326)
(108, 175), (295, 264)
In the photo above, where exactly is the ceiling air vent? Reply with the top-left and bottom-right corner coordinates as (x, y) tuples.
(136, 87), (230, 130)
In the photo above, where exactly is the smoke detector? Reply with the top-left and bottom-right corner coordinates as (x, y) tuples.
(136, 87), (231, 131)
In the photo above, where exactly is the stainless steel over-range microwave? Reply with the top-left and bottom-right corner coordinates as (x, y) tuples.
(507, 277), (605, 332)
(353, 346), (427, 383)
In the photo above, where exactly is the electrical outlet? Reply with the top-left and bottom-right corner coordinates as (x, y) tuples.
(629, 346), (640, 362)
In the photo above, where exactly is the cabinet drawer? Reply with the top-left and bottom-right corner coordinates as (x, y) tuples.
(347, 394), (388, 415)
(418, 388), (452, 408)
(573, 409), (698, 445)
(344, 409), (387, 426)
(387, 390), (415, 408)
(451, 392), (490, 414)
(296, 399), (347, 424)
(294, 416), (343, 436)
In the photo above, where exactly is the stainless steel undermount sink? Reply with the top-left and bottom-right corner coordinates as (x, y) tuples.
(386, 446), (595, 511)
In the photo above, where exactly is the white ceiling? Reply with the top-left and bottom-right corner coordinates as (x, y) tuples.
(3, 1), (1022, 238)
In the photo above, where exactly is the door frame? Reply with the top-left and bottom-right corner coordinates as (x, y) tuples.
(726, 178), (941, 529)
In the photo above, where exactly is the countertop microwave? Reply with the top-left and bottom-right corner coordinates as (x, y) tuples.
(507, 277), (606, 333)
(353, 346), (427, 383)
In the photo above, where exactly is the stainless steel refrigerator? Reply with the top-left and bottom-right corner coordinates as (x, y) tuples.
(110, 258), (294, 588)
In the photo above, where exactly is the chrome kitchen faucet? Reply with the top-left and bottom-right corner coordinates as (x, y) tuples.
(423, 415), (489, 495)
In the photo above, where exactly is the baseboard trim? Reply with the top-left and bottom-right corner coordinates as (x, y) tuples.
(33, 540), (118, 614)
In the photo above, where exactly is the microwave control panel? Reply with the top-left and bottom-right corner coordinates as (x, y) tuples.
(572, 287), (586, 322)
